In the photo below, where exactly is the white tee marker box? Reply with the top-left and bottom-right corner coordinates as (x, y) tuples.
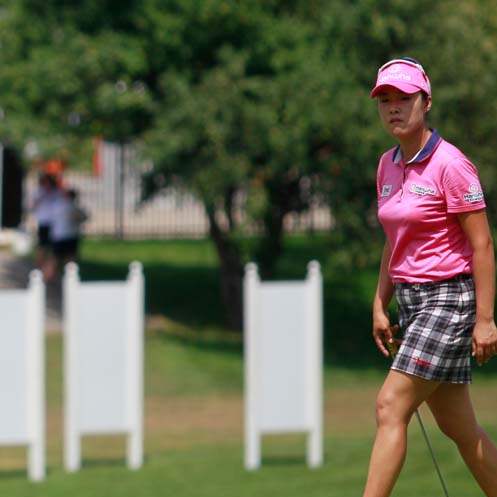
(0, 270), (45, 481)
(63, 262), (144, 472)
(244, 261), (323, 470)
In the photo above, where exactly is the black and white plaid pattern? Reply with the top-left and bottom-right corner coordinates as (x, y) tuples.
(392, 274), (475, 384)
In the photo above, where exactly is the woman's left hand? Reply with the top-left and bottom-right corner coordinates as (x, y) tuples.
(472, 319), (497, 366)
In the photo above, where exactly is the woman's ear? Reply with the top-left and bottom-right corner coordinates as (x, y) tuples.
(424, 95), (432, 113)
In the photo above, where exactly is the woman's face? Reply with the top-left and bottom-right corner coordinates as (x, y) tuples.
(377, 89), (431, 140)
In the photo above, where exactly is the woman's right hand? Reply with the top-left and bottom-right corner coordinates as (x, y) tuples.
(372, 310), (399, 357)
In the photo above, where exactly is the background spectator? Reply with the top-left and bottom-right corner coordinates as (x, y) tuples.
(30, 173), (59, 281)
(51, 187), (88, 274)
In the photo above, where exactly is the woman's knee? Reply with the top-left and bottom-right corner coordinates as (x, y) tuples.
(375, 390), (412, 427)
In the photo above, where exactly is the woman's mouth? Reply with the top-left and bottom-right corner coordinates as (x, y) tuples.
(390, 118), (403, 124)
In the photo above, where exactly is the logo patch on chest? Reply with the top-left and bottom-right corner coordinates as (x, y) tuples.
(381, 184), (393, 197)
(409, 183), (437, 196)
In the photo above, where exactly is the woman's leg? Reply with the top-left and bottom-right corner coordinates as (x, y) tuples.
(427, 383), (497, 497)
(362, 370), (440, 497)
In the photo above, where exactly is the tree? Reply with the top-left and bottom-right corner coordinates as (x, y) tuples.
(318, 0), (497, 236)
(1, 0), (497, 329)
(0, 0), (346, 329)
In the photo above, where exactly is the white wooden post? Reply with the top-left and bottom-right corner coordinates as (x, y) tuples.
(0, 269), (45, 481)
(126, 262), (144, 469)
(64, 262), (81, 472)
(244, 261), (323, 470)
(63, 262), (144, 472)
(244, 263), (260, 470)
(306, 261), (323, 468)
(26, 270), (46, 481)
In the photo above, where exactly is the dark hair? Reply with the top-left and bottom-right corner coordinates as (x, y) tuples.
(400, 56), (430, 101)
(39, 173), (58, 189)
(67, 188), (78, 200)
(399, 56), (423, 66)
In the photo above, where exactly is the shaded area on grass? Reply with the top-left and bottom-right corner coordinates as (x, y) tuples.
(79, 260), (223, 327)
(79, 238), (224, 326)
(77, 236), (497, 376)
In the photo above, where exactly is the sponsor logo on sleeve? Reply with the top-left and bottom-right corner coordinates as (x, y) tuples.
(409, 183), (437, 196)
(463, 183), (484, 203)
(381, 184), (393, 197)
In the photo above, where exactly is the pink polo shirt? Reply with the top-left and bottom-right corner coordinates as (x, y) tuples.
(377, 130), (486, 283)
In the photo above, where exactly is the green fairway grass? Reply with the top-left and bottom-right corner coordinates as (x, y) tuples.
(1, 236), (495, 495)
(1, 331), (496, 496)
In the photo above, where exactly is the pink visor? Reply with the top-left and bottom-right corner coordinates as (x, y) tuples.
(370, 59), (431, 98)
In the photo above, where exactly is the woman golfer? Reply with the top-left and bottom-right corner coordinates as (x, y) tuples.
(363, 57), (497, 497)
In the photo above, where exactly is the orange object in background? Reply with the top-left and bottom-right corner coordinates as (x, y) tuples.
(93, 136), (103, 176)
(39, 158), (66, 187)
(43, 158), (65, 175)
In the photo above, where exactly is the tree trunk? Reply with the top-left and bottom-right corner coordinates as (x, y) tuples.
(206, 207), (244, 331)
(256, 203), (285, 279)
(255, 179), (296, 278)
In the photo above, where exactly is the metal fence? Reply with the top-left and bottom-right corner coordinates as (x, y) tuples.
(25, 141), (333, 239)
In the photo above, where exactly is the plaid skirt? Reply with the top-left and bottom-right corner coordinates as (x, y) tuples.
(392, 274), (476, 384)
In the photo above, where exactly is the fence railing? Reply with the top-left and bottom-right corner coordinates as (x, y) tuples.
(24, 142), (333, 239)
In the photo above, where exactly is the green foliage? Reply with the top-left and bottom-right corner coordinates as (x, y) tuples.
(318, 0), (497, 223)
(2, 0), (497, 211)
(2, 0), (497, 321)
(0, 0), (153, 148)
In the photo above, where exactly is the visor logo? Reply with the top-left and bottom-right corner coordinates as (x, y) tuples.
(379, 73), (412, 83)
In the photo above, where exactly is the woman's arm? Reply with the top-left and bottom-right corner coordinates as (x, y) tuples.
(372, 241), (398, 357)
(458, 209), (497, 365)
